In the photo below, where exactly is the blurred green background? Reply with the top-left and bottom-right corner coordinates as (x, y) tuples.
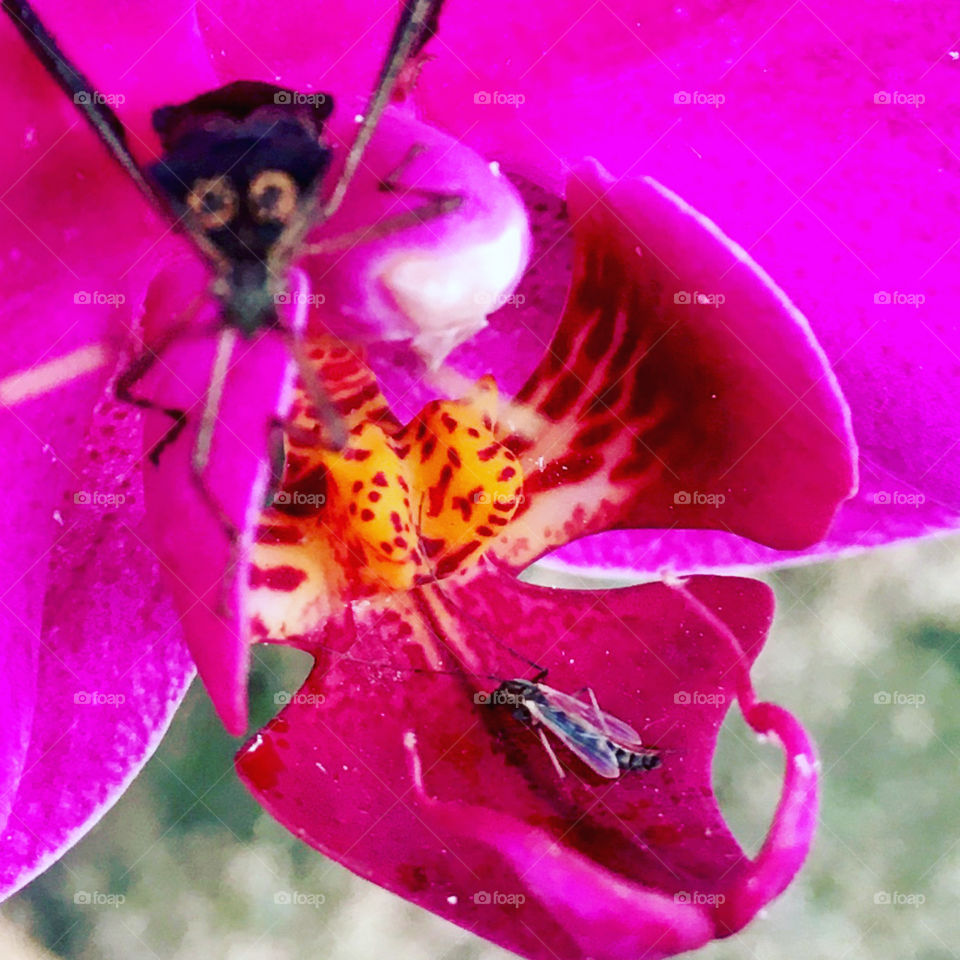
(3, 537), (958, 960)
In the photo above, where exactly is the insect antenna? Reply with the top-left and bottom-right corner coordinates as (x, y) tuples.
(426, 564), (548, 681)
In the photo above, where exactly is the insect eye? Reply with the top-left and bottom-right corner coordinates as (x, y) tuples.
(187, 176), (238, 230)
(249, 169), (299, 224)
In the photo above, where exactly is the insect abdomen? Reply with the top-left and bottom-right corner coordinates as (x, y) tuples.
(614, 747), (661, 772)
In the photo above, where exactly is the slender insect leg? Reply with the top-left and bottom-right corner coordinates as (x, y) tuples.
(262, 414), (324, 510)
(284, 333), (348, 451)
(380, 142), (429, 185)
(115, 299), (206, 464)
(190, 326), (241, 544)
(300, 187), (463, 257)
(377, 141), (466, 209)
(3, 1), (155, 206)
(585, 687), (613, 738)
(537, 727), (566, 780)
(315, 0), (445, 225)
(264, 417), (287, 511)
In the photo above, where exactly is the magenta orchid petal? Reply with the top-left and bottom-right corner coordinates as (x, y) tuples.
(0, 397), (194, 901)
(237, 570), (817, 960)
(0, 578), (37, 838)
(194, 0), (954, 563)
(139, 268), (298, 734)
(0, 8), (213, 895)
(421, 0), (960, 564)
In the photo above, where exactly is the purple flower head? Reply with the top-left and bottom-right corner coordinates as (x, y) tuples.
(4, 0), (943, 956)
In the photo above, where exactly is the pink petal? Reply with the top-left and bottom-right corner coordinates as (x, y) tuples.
(0, 575), (37, 839)
(138, 265), (297, 734)
(0, 395), (193, 900)
(303, 105), (530, 374)
(237, 570), (817, 960)
(420, 0), (960, 562)
(0, 6), (209, 895)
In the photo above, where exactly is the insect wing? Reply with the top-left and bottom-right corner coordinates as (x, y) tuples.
(535, 684), (645, 748)
(525, 699), (622, 779)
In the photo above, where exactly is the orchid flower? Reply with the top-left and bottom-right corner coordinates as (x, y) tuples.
(227, 260), (843, 957)
(4, 0), (940, 955)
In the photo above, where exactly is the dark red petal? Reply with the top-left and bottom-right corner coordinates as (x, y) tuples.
(493, 161), (856, 568)
(238, 570), (817, 959)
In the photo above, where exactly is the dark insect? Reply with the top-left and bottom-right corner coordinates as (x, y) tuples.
(490, 676), (663, 779)
(2, 0), (454, 527)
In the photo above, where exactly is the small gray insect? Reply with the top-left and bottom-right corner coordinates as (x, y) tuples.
(492, 678), (663, 780)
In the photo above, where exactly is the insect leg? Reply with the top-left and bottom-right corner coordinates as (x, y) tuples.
(377, 142), (465, 207)
(262, 414), (324, 510)
(536, 726), (566, 780)
(300, 143), (464, 258)
(585, 687), (613, 738)
(300, 192), (463, 256)
(283, 333), (348, 451)
(190, 326), (241, 544)
(115, 300), (206, 464)
(315, 0), (445, 225)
